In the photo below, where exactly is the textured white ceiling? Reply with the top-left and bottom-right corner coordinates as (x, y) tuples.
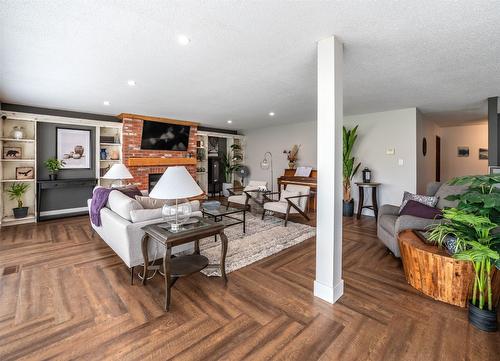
(1, 0), (499, 130)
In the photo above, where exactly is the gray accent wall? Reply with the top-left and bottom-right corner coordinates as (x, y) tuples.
(37, 122), (96, 212)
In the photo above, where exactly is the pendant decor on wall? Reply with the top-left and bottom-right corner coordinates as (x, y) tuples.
(422, 137), (427, 156)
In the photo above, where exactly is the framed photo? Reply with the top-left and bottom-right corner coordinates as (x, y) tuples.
(3, 147), (22, 159)
(457, 146), (469, 157)
(56, 128), (91, 169)
(479, 148), (488, 160)
(16, 167), (34, 180)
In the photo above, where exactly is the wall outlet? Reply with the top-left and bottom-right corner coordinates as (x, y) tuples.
(398, 158), (404, 166)
(386, 148), (395, 155)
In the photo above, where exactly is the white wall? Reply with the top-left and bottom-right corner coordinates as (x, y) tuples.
(416, 112), (440, 194)
(440, 122), (488, 181)
(242, 121), (317, 191)
(344, 108), (418, 213)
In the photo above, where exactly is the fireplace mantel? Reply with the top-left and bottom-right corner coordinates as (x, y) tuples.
(127, 157), (197, 167)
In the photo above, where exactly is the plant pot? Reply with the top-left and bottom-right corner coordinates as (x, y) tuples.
(468, 300), (497, 332)
(13, 207), (29, 219)
(343, 200), (354, 217)
(49, 173), (57, 181)
(222, 183), (232, 197)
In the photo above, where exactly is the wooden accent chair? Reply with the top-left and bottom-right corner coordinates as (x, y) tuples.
(262, 184), (310, 226)
(227, 180), (268, 209)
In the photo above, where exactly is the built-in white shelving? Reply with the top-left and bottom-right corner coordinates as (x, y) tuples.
(97, 125), (123, 187)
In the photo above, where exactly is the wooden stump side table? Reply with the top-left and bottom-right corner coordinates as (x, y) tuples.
(355, 182), (381, 220)
(141, 217), (228, 311)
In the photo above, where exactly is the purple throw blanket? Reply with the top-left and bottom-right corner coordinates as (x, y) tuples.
(90, 187), (113, 226)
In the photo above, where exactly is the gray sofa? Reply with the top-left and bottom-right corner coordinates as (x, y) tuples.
(377, 182), (467, 257)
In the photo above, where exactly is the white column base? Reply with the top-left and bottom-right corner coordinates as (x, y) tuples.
(314, 279), (344, 304)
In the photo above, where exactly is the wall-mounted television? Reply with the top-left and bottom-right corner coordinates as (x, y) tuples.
(140, 120), (190, 151)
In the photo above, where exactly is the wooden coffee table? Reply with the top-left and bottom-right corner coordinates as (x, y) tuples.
(141, 217), (228, 311)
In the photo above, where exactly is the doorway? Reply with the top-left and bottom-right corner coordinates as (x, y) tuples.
(436, 136), (441, 182)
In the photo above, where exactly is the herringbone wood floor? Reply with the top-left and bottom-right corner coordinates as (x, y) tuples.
(0, 215), (498, 360)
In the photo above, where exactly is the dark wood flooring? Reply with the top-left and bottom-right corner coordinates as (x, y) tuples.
(0, 214), (498, 360)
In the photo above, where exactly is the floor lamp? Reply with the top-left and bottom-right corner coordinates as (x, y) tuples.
(260, 151), (273, 192)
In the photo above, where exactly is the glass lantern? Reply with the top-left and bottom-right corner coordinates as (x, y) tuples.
(162, 199), (192, 232)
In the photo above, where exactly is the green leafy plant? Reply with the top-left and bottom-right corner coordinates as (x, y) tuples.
(6, 182), (30, 208)
(343, 125), (361, 202)
(44, 158), (65, 174)
(445, 175), (500, 223)
(429, 208), (500, 311)
(222, 144), (243, 183)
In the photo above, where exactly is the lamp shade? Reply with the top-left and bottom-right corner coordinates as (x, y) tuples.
(102, 164), (133, 179)
(150, 166), (203, 199)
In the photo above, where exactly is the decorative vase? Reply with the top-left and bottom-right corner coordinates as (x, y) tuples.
(100, 148), (108, 160)
(468, 301), (497, 332)
(49, 173), (57, 181)
(110, 149), (119, 160)
(11, 126), (25, 140)
(13, 207), (29, 219)
(343, 200), (354, 217)
(288, 161), (296, 169)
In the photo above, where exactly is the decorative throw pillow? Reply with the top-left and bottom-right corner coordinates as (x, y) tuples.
(399, 191), (438, 213)
(108, 190), (143, 221)
(115, 185), (143, 199)
(135, 196), (201, 211)
(399, 200), (443, 219)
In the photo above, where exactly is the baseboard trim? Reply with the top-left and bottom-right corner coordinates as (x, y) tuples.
(40, 206), (88, 217)
(314, 279), (344, 304)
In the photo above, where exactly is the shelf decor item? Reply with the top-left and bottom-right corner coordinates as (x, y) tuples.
(362, 167), (372, 183)
(57, 127), (91, 169)
(10, 126), (25, 140)
(343, 125), (361, 217)
(150, 166), (203, 232)
(44, 158), (65, 181)
(7, 182), (30, 219)
(100, 148), (108, 160)
(3, 147), (22, 159)
(283, 145), (300, 169)
(16, 167), (34, 180)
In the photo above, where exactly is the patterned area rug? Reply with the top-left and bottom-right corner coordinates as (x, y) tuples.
(198, 213), (316, 276)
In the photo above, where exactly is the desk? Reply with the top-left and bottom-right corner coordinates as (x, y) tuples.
(36, 178), (97, 221)
(355, 182), (381, 220)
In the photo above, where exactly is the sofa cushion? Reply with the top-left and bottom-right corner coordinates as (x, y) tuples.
(399, 200), (442, 219)
(130, 208), (163, 223)
(379, 214), (398, 235)
(435, 184), (468, 209)
(135, 196), (200, 211)
(115, 185), (143, 199)
(399, 191), (438, 213)
(108, 190), (143, 221)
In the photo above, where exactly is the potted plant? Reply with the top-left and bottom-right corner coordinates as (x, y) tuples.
(221, 144), (243, 196)
(44, 158), (65, 180)
(6, 182), (30, 218)
(343, 125), (361, 217)
(429, 208), (500, 332)
(283, 145), (300, 169)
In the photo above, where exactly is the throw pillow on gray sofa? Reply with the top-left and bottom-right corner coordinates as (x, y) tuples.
(399, 191), (438, 213)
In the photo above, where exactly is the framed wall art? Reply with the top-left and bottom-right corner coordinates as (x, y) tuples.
(56, 128), (91, 169)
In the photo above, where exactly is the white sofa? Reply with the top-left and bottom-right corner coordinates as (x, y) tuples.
(87, 190), (202, 282)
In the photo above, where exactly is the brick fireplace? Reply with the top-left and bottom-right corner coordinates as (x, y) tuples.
(118, 113), (198, 192)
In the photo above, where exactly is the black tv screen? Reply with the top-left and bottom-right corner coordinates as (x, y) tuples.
(140, 120), (190, 151)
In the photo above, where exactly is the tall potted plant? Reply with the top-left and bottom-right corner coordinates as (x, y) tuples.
(6, 182), (30, 218)
(429, 208), (500, 332)
(44, 158), (65, 180)
(221, 144), (243, 196)
(343, 125), (361, 217)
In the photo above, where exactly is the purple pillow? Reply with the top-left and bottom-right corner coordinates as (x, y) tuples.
(116, 186), (142, 199)
(399, 200), (443, 219)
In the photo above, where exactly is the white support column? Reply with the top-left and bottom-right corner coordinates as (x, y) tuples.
(314, 36), (344, 303)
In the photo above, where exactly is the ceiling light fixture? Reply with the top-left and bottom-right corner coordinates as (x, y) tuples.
(103, 101), (110, 106)
(177, 35), (190, 46)
(269, 112), (275, 116)
(127, 80), (136, 86)
(227, 120), (233, 124)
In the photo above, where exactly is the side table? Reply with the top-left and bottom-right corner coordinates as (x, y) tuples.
(355, 182), (381, 220)
(141, 217), (228, 311)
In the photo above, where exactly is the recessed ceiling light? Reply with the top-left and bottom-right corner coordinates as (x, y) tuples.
(269, 112), (275, 116)
(227, 120), (233, 124)
(127, 80), (136, 86)
(103, 101), (110, 106)
(177, 35), (190, 46)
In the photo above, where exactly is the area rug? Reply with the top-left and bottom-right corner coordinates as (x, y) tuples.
(198, 213), (316, 276)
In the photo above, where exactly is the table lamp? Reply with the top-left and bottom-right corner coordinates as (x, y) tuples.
(150, 166), (203, 231)
(102, 163), (133, 187)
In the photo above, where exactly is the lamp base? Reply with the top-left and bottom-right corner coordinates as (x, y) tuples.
(170, 222), (182, 232)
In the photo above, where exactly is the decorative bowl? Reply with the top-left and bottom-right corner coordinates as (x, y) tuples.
(202, 200), (221, 210)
